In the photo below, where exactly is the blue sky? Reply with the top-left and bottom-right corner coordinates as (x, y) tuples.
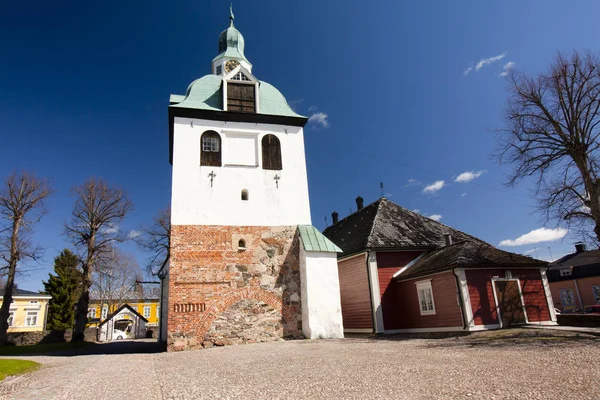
(1, 1), (598, 291)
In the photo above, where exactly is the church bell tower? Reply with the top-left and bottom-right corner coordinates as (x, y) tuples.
(164, 9), (343, 351)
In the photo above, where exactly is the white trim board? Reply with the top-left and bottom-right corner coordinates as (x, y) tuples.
(466, 324), (501, 332)
(343, 328), (373, 333)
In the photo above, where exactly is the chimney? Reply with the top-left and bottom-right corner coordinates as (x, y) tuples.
(575, 242), (587, 253)
(443, 233), (453, 246)
(356, 196), (364, 211)
(331, 211), (339, 225)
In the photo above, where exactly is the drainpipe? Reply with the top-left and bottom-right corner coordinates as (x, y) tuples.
(573, 279), (584, 311)
(452, 268), (468, 330)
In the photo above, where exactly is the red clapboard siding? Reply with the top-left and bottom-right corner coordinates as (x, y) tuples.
(338, 254), (373, 330)
(511, 269), (551, 322)
(376, 251), (423, 297)
(466, 269), (503, 326)
(385, 272), (463, 330)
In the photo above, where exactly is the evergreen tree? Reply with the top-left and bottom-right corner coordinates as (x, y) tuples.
(43, 249), (82, 331)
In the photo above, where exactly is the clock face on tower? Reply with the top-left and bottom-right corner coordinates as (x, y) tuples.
(224, 60), (240, 73)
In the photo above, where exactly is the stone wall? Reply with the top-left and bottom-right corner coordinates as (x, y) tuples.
(167, 225), (302, 351)
(5, 327), (98, 346)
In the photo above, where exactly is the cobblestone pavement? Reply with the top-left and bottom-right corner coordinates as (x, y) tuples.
(1, 329), (599, 399)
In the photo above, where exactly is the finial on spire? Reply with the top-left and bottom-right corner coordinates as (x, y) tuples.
(229, 3), (235, 26)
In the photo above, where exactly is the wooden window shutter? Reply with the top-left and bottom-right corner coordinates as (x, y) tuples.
(200, 131), (222, 167)
(227, 83), (256, 113)
(262, 134), (282, 170)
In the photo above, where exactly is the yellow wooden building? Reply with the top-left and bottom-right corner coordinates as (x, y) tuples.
(0, 288), (51, 332)
(88, 298), (160, 327)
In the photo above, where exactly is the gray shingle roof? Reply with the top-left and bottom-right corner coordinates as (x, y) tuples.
(322, 198), (485, 257)
(395, 241), (547, 281)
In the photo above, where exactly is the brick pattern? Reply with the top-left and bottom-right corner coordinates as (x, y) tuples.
(167, 225), (302, 351)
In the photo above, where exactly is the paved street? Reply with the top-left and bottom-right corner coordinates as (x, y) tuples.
(1, 329), (599, 399)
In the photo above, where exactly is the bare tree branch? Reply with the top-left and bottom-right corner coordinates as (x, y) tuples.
(497, 50), (600, 245)
(134, 207), (170, 276)
(66, 178), (133, 341)
(0, 171), (53, 344)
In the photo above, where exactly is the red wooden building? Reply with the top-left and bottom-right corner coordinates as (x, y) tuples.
(323, 198), (557, 333)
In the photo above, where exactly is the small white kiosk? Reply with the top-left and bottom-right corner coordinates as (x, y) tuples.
(98, 304), (148, 342)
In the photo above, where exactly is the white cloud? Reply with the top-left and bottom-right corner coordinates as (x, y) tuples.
(308, 112), (329, 129)
(461, 193), (467, 197)
(423, 180), (445, 194)
(101, 223), (120, 235)
(412, 209), (421, 214)
(464, 52), (506, 76)
(406, 179), (421, 187)
(498, 227), (568, 247)
(455, 170), (485, 183)
(308, 105), (319, 112)
(127, 230), (141, 239)
(499, 61), (516, 77)
(384, 192), (393, 198)
(428, 214), (442, 221)
(523, 249), (537, 254)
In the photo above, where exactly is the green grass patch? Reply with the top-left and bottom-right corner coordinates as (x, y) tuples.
(0, 359), (40, 380)
(0, 341), (89, 356)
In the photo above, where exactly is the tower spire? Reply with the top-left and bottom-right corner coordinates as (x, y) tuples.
(229, 4), (235, 27)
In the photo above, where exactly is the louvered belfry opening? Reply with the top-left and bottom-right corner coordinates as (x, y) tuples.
(200, 131), (222, 166)
(262, 134), (282, 170)
(227, 82), (256, 113)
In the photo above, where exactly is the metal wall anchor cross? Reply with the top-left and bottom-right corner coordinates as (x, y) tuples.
(208, 171), (216, 187)
(274, 174), (280, 189)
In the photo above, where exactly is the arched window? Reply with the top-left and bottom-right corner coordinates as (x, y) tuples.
(241, 189), (249, 201)
(200, 131), (221, 167)
(262, 134), (282, 170)
(238, 239), (246, 251)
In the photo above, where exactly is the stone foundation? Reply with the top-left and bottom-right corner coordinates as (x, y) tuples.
(167, 225), (302, 351)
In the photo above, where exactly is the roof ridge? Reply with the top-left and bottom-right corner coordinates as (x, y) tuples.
(364, 198), (385, 249)
(389, 200), (491, 246)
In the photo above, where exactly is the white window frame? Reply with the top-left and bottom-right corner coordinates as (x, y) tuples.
(156, 305), (160, 319)
(101, 305), (109, 320)
(25, 311), (38, 326)
(88, 308), (97, 319)
(592, 285), (600, 304)
(559, 288), (576, 308)
(415, 280), (436, 316)
(8, 311), (14, 327)
(143, 306), (151, 319)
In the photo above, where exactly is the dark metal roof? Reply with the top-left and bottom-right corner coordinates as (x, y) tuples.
(395, 241), (547, 281)
(547, 249), (600, 282)
(322, 198), (486, 257)
(98, 304), (149, 327)
(0, 288), (50, 297)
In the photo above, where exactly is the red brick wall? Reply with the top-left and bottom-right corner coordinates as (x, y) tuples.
(167, 225), (302, 351)
(338, 254), (373, 330)
(385, 272), (463, 330)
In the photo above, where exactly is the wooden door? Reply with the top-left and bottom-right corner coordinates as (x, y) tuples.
(494, 280), (526, 326)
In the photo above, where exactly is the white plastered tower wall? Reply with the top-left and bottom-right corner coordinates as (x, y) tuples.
(171, 117), (311, 226)
(300, 246), (345, 339)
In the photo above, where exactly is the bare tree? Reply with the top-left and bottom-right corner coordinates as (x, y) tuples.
(498, 50), (600, 244)
(91, 248), (142, 318)
(66, 178), (133, 341)
(134, 207), (170, 276)
(0, 172), (52, 344)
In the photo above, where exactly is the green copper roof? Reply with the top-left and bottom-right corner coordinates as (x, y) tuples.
(298, 225), (343, 253)
(170, 74), (305, 118)
(213, 8), (249, 64)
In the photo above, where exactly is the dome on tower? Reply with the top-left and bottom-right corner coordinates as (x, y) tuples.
(213, 7), (250, 64)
